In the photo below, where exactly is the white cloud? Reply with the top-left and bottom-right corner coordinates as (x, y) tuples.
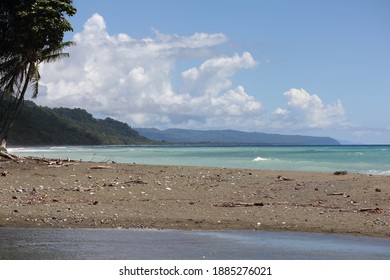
(182, 52), (257, 97)
(269, 88), (347, 130)
(37, 13), (262, 128)
(36, 14), (352, 136)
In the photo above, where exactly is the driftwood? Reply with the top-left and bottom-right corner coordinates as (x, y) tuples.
(327, 192), (347, 196)
(26, 156), (77, 166)
(216, 202), (264, 207)
(276, 175), (294, 181)
(334, 171), (348, 175)
(0, 151), (18, 160)
(125, 178), (148, 184)
(358, 207), (383, 213)
(90, 166), (112, 170)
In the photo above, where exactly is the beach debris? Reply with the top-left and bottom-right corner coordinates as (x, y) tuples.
(0, 151), (18, 160)
(359, 207), (382, 214)
(215, 202), (264, 207)
(277, 175), (294, 181)
(375, 188), (381, 192)
(333, 170), (348, 175)
(126, 177), (148, 184)
(90, 166), (112, 170)
(374, 218), (389, 226)
(327, 192), (347, 196)
(77, 186), (94, 192)
(1, 170), (9, 177)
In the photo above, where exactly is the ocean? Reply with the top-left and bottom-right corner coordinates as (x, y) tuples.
(10, 145), (390, 175)
(4, 145), (390, 260)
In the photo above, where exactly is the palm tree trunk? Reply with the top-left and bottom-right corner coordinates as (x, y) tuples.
(0, 65), (30, 149)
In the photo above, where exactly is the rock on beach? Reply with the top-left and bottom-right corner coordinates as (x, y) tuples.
(0, 157), (389, 238)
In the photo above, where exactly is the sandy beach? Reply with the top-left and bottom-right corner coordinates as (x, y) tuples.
(0, 157), (389, 238)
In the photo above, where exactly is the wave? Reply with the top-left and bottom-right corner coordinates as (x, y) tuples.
(365, 170), (390, 176)
(253, 157), (271, 161)
(8, 147), (52, 153)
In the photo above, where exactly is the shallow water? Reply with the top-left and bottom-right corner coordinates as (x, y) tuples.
(10, 145), (390, 174)
(0, 228), (389, 260)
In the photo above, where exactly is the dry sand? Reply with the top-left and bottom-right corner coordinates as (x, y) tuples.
(0, 157), (389, 238)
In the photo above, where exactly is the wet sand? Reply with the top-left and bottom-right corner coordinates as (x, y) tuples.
(0, 157), (389, 238)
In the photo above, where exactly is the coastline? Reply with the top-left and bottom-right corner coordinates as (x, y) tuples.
(0, 157), (389, 238)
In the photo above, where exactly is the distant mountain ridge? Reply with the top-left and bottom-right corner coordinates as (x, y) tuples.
(136, 128), (340, 146)
(7, 101), (340, 146)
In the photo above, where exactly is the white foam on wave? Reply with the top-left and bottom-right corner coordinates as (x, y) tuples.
(253, 157), (271, 162)
(359, 169), (390, 176)
(366, 170), (390, 176)
(8, 147), (51, 153)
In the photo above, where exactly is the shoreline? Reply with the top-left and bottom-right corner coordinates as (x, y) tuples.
(0, 157), (389, 238)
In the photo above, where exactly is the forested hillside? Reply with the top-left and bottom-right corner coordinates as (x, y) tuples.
(8, 101), (156, 146)
(7, 101), (340, 146)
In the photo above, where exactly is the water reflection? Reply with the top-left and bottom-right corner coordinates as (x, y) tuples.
(0, 228), (389, 260)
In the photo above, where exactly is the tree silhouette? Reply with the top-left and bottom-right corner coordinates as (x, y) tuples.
(0, 0), (76, 149)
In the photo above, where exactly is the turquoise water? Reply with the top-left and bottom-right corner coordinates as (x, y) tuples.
(10, 145), (390, 175)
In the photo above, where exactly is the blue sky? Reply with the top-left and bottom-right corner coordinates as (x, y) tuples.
(36, 0), (390, 143)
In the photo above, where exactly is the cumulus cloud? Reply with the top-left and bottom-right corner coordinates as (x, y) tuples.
(270, 88), (347, 130)
(37, 13), (262, 128)
(36, 14), (349, 134)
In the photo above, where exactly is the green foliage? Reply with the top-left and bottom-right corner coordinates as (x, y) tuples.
(0, 0), (76, 144)
(8, 101), (158, 146)
(0, 0), (76, 95)
(0, 0), (76, 58)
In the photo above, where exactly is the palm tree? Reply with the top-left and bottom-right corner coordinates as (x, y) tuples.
(0, 41), (74, 149)
(0, 0), (76, 150)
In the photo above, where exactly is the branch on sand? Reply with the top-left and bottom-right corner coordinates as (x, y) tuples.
(0, 150), (18, 160)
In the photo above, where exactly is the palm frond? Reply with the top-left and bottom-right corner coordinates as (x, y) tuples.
(0, 56), (28, 96)
(30, 63), (41, 98)
(1, 40), (75, 99)
(41, 41), (75, 63)
(43, 52), (70, 63)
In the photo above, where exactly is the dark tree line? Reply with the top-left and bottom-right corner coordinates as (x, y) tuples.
(0, 0), (76, 150)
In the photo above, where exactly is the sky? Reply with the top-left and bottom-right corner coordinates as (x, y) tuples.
(34, 0), (390, 144)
